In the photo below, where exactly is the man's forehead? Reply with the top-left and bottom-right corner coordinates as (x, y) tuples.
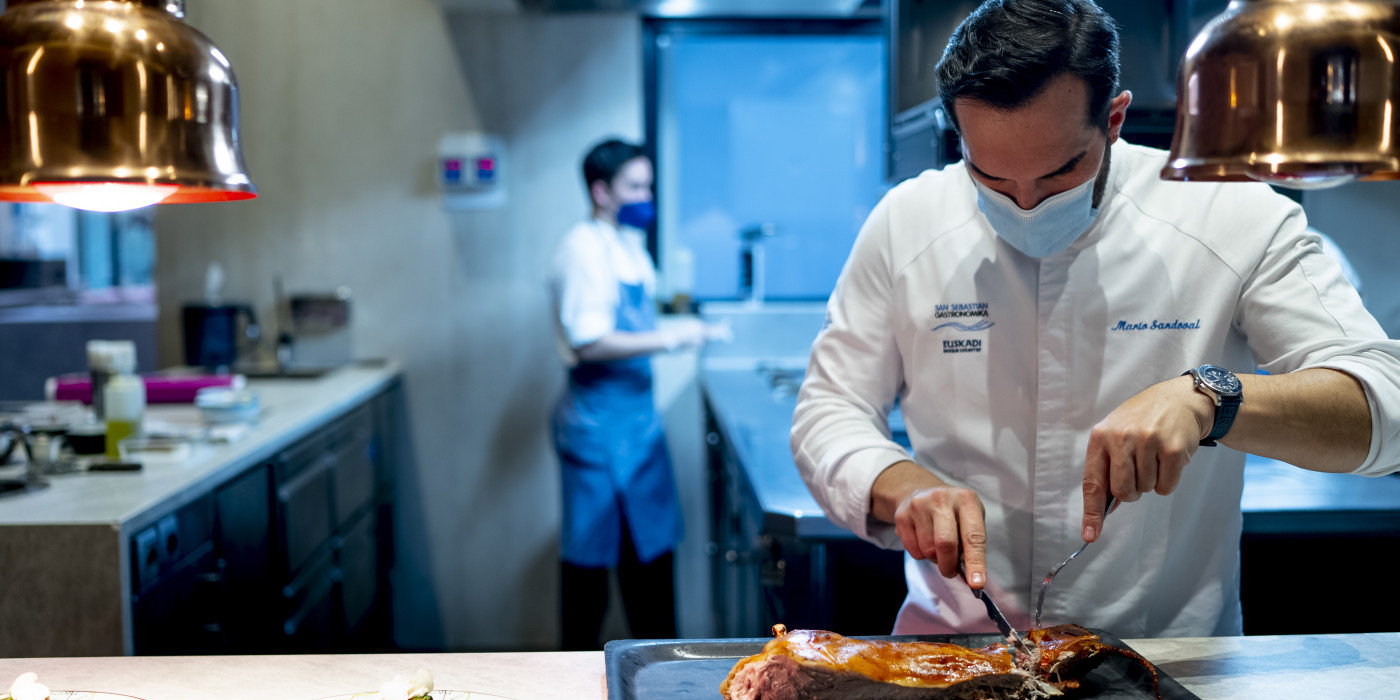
(957, 73), (1097, 166)
(957, 113), (1096, 156)
(954, 97), (1098, 179)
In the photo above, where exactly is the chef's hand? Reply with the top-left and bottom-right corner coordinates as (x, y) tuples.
(872, 461), (989, 587)
(704, 319), (734, 343)
(1081, 375), (1213, 542)
(663, 319), (732, 351)
(662, 320), (707, 350)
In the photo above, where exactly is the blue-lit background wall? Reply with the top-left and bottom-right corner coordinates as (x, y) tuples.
(657, 32), (887, 301)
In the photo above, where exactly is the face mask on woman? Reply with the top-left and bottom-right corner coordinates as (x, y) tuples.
(617, 201), (656, 231)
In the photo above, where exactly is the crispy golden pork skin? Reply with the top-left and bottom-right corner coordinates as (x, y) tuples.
(720, 623), (1160, 700)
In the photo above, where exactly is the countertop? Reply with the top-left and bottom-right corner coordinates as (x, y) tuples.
(3, 632), (1398, 699)
(702, 362), (1400, 539)
(701, 361), (855, 539)
(0, 361), (402, 533)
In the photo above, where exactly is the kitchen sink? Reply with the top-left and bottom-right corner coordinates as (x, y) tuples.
(757, 363), (806, 401)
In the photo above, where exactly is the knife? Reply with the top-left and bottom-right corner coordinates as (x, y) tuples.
(959, 559), (1034, 658)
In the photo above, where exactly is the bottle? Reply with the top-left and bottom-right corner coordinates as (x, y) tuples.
(87, 340), (116, 420)
(103, 342), (145, 460)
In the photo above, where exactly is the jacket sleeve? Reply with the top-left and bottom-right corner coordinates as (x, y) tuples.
(553, 229), (618, 348)
(1235, 202), (1400, 476)
(791, 195), (916, 550)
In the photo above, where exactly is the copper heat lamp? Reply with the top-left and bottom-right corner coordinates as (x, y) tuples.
(1163, 0), (1400, 189)
(0, 0), (255, 211)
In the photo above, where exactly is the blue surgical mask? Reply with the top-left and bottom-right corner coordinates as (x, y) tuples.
(971, 173), (1100, 258)
(617, 201), (656, 231)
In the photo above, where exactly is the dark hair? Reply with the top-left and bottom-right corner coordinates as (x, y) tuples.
(936, 0), (1120, 133)
(581, 138), (646, 192)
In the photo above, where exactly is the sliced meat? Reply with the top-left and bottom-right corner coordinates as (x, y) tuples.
(720, 624), (1159, 700)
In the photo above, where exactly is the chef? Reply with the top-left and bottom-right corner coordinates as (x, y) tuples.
(792, 0), (1400, 638)
(550, 138), (727, 649)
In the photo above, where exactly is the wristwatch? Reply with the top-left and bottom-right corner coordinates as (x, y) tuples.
(1183, 364), (1243, 446)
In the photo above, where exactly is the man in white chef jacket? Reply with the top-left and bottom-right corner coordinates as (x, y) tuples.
(792, 0), (1400, 638)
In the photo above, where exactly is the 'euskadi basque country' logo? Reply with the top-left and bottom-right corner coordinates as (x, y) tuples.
(941, 338), (983, 353)
(932, 302), (992, 353)
(1110, 318), (1202, 331)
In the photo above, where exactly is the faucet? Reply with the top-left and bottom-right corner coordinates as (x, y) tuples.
(739, 222), (778, 306)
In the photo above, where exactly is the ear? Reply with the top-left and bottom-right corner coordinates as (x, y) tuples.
(1106, 90), (1132, 144)
(589, 179), (611, 209)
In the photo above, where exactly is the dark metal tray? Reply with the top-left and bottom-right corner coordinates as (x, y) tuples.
(605, 629), (1198, 699)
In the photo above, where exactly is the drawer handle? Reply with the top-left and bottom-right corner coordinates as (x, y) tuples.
(278, 455), (333, 499)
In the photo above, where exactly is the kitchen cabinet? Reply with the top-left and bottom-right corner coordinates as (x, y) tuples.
(0, 364), (402, 657)
(129, 492), (222, 655)
(216, 464), (275, 651)
(126, 394), (396, 655)
(1237, 457), (1400, 634)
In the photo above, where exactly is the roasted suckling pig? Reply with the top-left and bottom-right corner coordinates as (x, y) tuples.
(720, 623), (1159, 699)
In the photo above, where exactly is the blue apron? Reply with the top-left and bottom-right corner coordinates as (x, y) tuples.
(553, 280), (683, 567)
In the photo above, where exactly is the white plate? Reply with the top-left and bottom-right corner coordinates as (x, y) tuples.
(315, 693), (514, 700)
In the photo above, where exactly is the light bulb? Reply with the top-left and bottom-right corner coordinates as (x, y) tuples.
(33, 182), (179, 211)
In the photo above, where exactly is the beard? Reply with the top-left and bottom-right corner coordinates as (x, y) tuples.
(1091, 138), (1112, 209)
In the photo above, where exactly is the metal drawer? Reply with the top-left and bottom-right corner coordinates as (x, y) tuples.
(332, 431), (376, 528)
(276, 453), (333, 575)
(280, 548), (339, 652)
(337, 509), (380, 634)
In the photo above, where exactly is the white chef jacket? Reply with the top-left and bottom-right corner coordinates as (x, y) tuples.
(550, 218), (657, 366)
(791, 139), (1400, 638)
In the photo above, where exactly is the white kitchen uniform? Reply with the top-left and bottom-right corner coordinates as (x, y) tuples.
(791, 139), (1400, 638)
(551, 218), (656, 363)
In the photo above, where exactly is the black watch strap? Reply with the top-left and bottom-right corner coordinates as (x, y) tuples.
(1202, 394), (1241, 446)
(1185, 365), (1243, 447)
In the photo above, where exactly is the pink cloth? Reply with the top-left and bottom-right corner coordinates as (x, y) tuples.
(52, 373), (242, 404)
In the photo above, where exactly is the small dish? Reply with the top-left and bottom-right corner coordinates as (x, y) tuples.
(117, 437), (191, 462)
(194, 387), (261, 424)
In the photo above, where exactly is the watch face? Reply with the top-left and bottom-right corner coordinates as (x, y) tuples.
(1199, 365), (1242, 394)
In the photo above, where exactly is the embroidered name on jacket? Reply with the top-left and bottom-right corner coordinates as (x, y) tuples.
(1111, 318), (1202, 331)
